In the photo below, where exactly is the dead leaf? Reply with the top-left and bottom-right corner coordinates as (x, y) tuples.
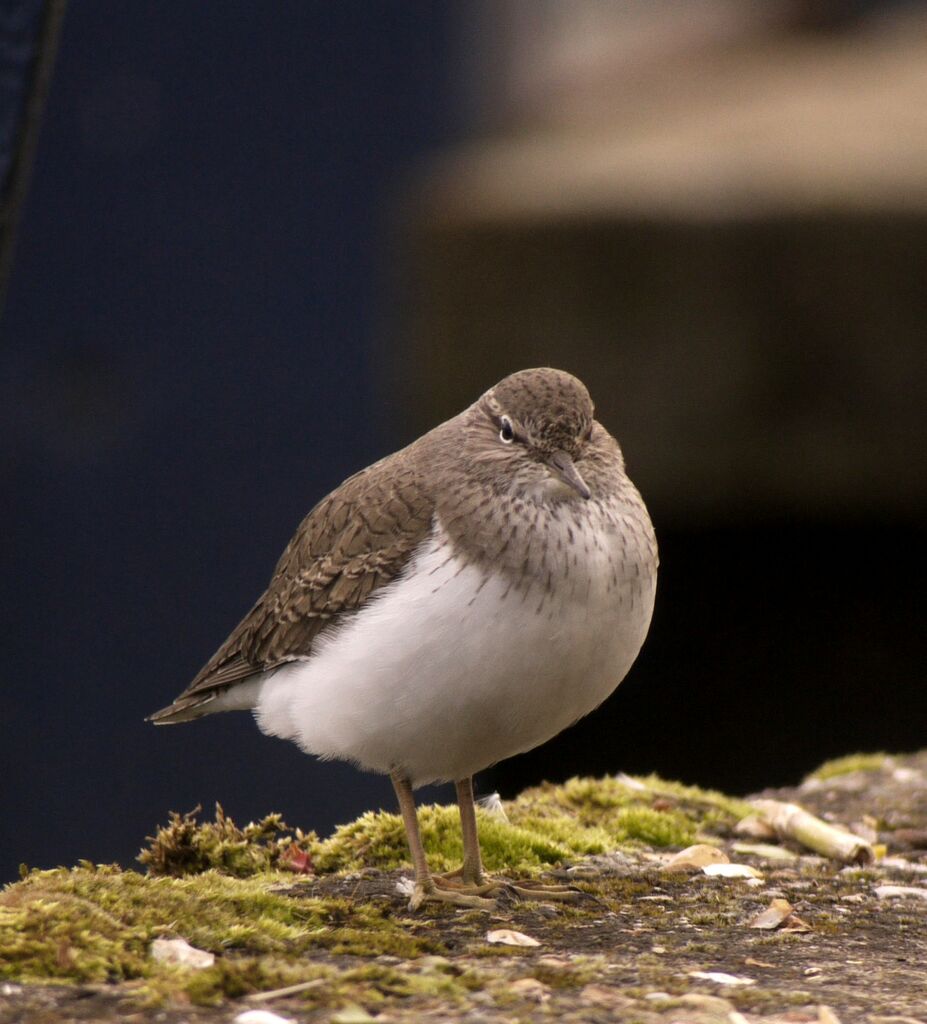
(664, 844), (729, 872)
(748, 897), (794, 929)
(279, 842), (314, 875)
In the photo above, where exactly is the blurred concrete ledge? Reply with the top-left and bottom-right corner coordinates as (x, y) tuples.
(421, 21), (927, 223)
(386, 12), (927, 525)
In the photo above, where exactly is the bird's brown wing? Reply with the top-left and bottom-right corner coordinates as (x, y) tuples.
(148, 450), (434, 722)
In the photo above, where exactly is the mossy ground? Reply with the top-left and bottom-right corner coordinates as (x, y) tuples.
(0, 772), (745, 1008)
(0, 864), (442, 999)
(2, 758), (925, 1022)
(140, 772), (750, 881)
(808, 751), (892, 780)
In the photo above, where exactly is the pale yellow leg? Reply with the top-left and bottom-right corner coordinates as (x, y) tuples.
(436, 777), (583, 903)
(456, 776), (485, 885)
(390, 772), (495, 911)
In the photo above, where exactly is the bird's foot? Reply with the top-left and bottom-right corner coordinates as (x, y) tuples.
(404, 870), (584, 912)
(435, 870), (584, 903)
(494, 878), (585, 903)
(408, 878), (496, 912)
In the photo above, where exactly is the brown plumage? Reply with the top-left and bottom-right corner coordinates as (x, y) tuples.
(150, 366), (621, 724)
(148, 453), (435, 722)
(149, 367), (658, 911)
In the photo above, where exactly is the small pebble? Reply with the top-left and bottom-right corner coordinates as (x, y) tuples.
(235, 1011), (296, 1024)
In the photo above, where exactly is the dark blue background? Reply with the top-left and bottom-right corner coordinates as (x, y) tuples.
(5, 3), (925, 889)
(1, 3), (459, 882)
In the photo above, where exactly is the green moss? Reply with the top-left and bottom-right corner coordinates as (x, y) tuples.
(175, 960), (471, 1010)
(809, 752), (891, 781)
(597, 877), (653, 899)
(135, 774), (749, 887)
(471, 944), (537, 958)
(312, 773), (733, 876)
(175, 959), (329, 1007)
(0, 863), (436, 990)
(0, 771), (759, 1005)
(314, 803), (606, 877)
(531, 955), (603, 989)
(505, 773), (749, 852)
(138, 803), (317, 878)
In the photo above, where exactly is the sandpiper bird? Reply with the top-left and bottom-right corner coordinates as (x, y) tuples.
(150, 368), (658, 909)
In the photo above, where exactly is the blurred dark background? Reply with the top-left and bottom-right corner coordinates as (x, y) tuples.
(2, 1), (925, 885)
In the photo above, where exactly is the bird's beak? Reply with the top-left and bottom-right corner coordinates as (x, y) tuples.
(546, 450), (591, 499)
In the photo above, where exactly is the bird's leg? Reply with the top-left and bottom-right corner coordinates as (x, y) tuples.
(456, 776), (486, 886)
(390, 772), (495, 911)
(437, 778), (582, 903)
(432, 776), (493, 891)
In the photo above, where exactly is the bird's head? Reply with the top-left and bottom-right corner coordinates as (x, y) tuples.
(472, 367), (597, 502)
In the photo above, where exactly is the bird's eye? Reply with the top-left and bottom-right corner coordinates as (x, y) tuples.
(499, 417), (515, 443)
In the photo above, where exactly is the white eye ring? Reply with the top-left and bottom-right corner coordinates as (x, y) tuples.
(499, 417), (515, 443)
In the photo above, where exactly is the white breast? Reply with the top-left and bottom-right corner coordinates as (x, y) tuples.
(254, 512), (656, 787)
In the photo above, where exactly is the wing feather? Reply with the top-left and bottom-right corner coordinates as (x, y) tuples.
(148, 450), (434, 723)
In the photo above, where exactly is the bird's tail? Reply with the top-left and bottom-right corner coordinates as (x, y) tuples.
(146, 677), (263, 725)
(146, 695), (217, 725)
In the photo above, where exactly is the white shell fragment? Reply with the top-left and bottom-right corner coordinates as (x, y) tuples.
(874, 884), (927, 901)
(879, 856), (927, 875)
(486, 928), (541, 947)
(235, 1011), (297, 1024)
(688, 970), (756, 986)
(702, 862), (764, 883)
(395, 876), (416, 897)
(150, 936), (215, 969)
(329, 1008), (377, 1024)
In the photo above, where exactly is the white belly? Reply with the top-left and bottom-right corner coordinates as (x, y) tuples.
(254, 516), (655, 787)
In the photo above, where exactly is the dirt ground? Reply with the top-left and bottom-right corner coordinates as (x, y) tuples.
(2, 753), (925, 1024)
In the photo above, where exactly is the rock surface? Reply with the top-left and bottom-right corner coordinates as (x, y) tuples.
(1, 753), (925, 1023)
